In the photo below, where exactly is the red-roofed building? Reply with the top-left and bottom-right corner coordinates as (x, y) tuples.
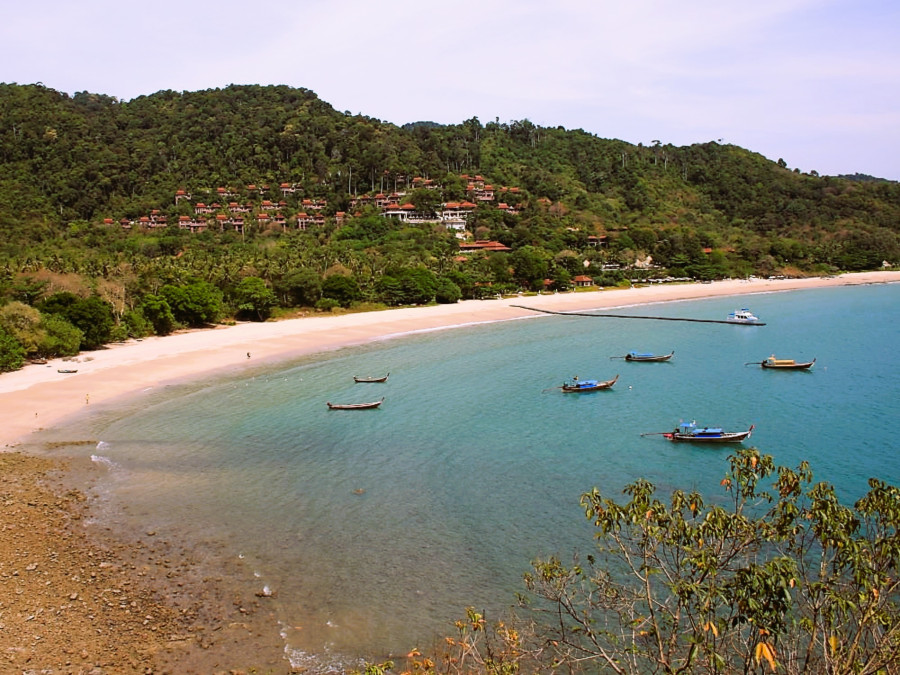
(458, 240), (512, 253)
(178, 215), (208, 233)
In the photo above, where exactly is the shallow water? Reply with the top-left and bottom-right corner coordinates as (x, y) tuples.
(28, 283), (900, 671)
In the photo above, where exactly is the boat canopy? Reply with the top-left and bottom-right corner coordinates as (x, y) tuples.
(678, 421), (724, 435)
(629, 352), (654, 358)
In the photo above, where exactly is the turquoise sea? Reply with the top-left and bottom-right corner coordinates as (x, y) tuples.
(28, 282), (900, 670)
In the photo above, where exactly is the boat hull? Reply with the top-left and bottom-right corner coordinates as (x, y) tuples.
(327, 398), (384, 410)
(625, 351), (674, 362)
(761, 358), (815, 370)
(561, 375), (619, 392)
(354, 373), (389, 382)
(665, 428), (753, 443)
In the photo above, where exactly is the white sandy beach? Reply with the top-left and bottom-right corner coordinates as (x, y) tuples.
(2, 272), (898, 448)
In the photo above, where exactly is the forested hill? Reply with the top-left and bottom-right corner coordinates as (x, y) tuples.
(0, 82), (898, 370)
(2, 81), (899, 267)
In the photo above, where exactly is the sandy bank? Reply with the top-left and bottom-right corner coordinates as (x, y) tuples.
(2, 271), (898, 449)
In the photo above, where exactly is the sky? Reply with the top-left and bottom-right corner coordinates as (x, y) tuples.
(3, 0), (899, 180)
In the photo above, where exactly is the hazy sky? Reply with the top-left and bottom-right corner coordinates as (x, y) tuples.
(3, 0), (898, 179)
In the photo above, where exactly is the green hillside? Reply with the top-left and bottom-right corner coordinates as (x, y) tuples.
(0, 82), (898, 368)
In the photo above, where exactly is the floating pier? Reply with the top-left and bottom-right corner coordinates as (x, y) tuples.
(511, 305), (766, 326)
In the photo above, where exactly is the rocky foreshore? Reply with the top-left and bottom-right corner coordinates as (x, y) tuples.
(0, 451), (290, 674)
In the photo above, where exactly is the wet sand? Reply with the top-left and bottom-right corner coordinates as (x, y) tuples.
(1, 271), (898, 672)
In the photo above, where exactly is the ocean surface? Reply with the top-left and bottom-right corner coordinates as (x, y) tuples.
(28, 282), (900, 671)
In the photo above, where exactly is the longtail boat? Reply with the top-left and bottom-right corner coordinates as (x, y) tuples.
(752, 356), (815, 370)
(560, 374), (619, 392)
(327, 397), (384, 410)
(646, 420), (754, 443)
(57, 369), (78, 374)
(612, 350), (674, 362)
(353, 373), (390, 383)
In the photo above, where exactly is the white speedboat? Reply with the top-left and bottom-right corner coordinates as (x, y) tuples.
(727, 308), (760, 323)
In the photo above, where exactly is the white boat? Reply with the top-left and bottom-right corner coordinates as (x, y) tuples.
(727, 308), (760, 324)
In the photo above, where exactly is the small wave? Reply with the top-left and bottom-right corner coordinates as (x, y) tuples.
(90, 454), (118, 470)
(284, 645), (365, 675)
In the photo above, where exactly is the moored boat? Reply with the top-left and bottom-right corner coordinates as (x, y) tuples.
(57, 368), (78, 374)
(560, 374), (619, 392)
(662, 420), (754, 443)
(327, 397), (384, 410)
(759, 356), (815, 370)
(727, 308), (762, 324)
(353, 373), (389, 383)
(619, 350), (674, 362)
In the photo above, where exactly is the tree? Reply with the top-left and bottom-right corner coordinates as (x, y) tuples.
(65, 296), (115, 350)
(0, 326), (25, 372)
(276, 268), (322, 307)
(374, 274), (404, 306)
(36, 292), (114, 350)
(9, 276), (48, 305)
(36, 291), (80, 318)
(434, 277), (462, 304)
(232, 276), (277, 321)
(397, 267), (437, 305)
(160, 281), (223, 327)
(139, 294), (176, 335)
(37, 314), (82, 357)
(522, 449), (900, 674)
(0, 301), (44, 355)
(510, 245), (550, 290)
(321, 274), (361, 307)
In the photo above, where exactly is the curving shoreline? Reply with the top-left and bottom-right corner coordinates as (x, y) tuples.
(3, 272), (899, 450)
(1, 270), (898, 672)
